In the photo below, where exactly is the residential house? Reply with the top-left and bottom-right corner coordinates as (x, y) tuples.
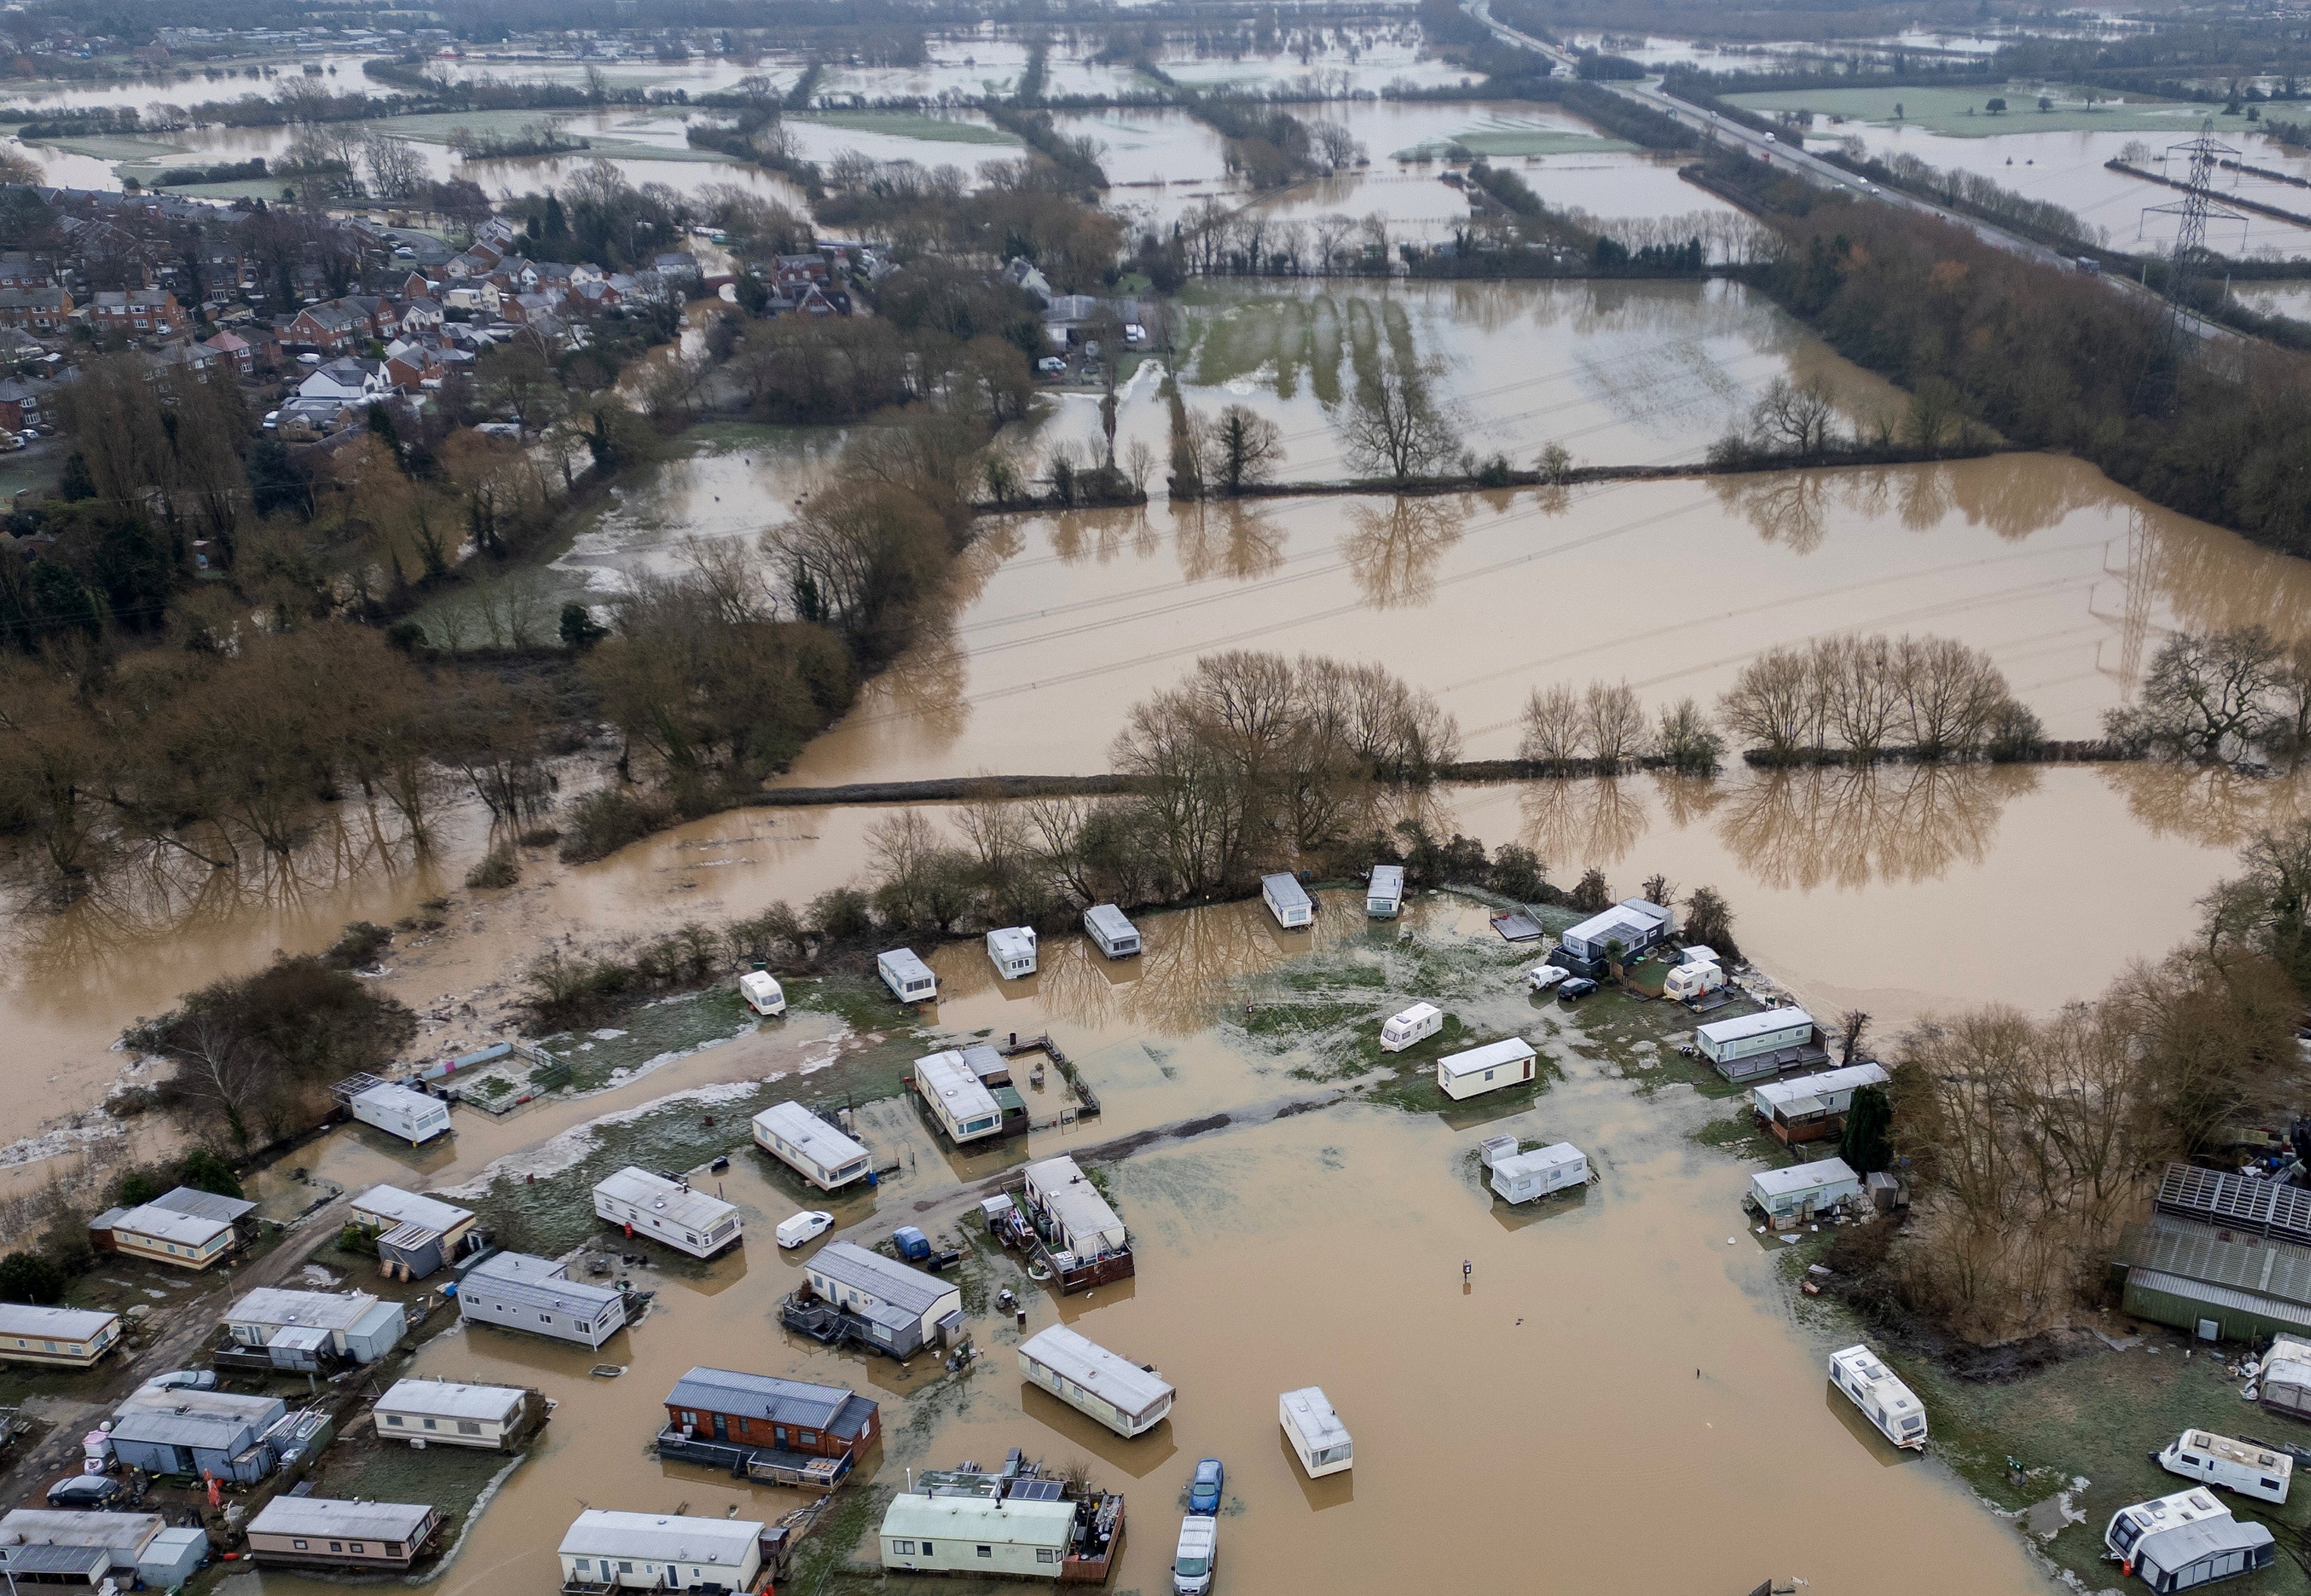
(400, 270), (437, 301)
(772, 253), (827, 288)
(0, 288), (72, 331)
(287, 302), (361, 354)
(298, 357), (391, 406)
(87, 289), (183, 338)
(502, 291), (562, 325)
(245, 1498), (442, 1572)
(650, 250), (700, 287)
(1554, 898), (1674, 971)
(0, 377), (50, 433)
(88, 1186), (256, 1270)
(105, 1388), (286, 1480)
(336, 295), (400, 340)
(222, 1287), (407, 1367)
(154, 341), (218, 381)
(660, 1367), (879, 1470)
(0, 253), (54, 291)
(398, 296), (444, 332)
(475, 216), (520, 252)
(383, 340), (444, 394)
(0, 1305), (121, 1367)
(203, 330), (254, 375)
(557, 1510), (764, 1594)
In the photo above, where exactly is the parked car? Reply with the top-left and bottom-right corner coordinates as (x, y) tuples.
(139, 1369), (218, 1393)
(775, 1210), (833, 1249)
(1036, 356), (1067, 375)
(48, 1474), (123, 1509)
(1557, 977), (1599, 1002)
(1188, 1457), (1224, 1515)
(1526, 964), (1568, 993)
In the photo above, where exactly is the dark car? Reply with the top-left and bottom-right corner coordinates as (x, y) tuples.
(48, 1474), (123, 1509)
(1557, 977), (1599, 1002)
(1188, 1457), (1224, 1515)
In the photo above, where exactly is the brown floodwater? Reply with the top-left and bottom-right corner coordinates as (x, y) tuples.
(220, 896), (2054, 1596)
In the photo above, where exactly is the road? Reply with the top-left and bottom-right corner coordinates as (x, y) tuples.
(1461, 0), (2234, 344)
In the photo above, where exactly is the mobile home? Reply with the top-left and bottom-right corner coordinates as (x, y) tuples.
(1379, 1003), (1442, 1053)
(374, 1379), (534, 1451)
(1749, 1157), (1861, 1223)
(593, 1167), (743, 1258)
(1018, 1325), (1174, 1438)
(1556, 898), (1672, 966)
(987, 926), (1039, 980)
(1435, 1037), (1537, 1101)
(2157, 1431), (2292, 1504)
(223, 1287), (407, 1365)
(1020, 1155), (1128, 1261)
(348, 1080), (453, 1145)
(1828, 1344), (1927, 1450)
(1749, 1063), (1891, 1144)
(751, 1101), (873, 1191)
(247, 1497), (441, 1572)
(2262, 1338), (2311, 1422)
(740, 969), (785, 1016)
(661, 1367), (879, 1470)
(557, 1510), (764, 1593)
(912, 1049), (1009, 1145)
(1084, 903), (1142, 959)
(2106, 1491), (2275, 1590)
(878, 1491), (1076, 1582)
(0, 1510), (165, 1579)
(0, 1305), (121, 1369)
(88, 1187), (254, 1271)
(1490, 1142), (1587, 1203)
(1696, 1008), (1825, 1082)
(801, 1241), (964, 1357)
(350, 1185), (478, 1280)
(1261, 872), (1313, 930)
(1663, 960), (1725, 1002)
(458, 1252), (627, 1349)
(1280, 1387), (1351, 1478)
(1365, 864), (1404, 918)
(877, 949), (937, 1004)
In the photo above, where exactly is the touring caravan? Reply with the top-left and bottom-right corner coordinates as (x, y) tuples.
(740, 969), (785, 1016)
(1663, 960), (1725, 1002)
(1379, 1003), (1442, 1053)
(1829, 1344), (1927, 1450)
(1365, 864), (1404, 918)
(1261, 873), (1313, 930)
(877, 949), (937, 1005)
(1435, 1037), (1537, 1101)
(2106, 1491), (2275, 1590)
(1490, 1143), (1587, 1203)
(987, 926), (1038, 980)
(1280, 1387), (1350, 1478)
(1084, 904), (1142, 959)
(2157, 1431), (2292, 1504)
(1018, 1325), (1174, 1438)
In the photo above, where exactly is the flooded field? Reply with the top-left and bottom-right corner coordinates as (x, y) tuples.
(215, 894), (2062, 1596)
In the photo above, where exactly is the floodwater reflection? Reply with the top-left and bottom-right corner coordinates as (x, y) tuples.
(1711, 763), (2039, 893)
(1340, 495), (1472, 608)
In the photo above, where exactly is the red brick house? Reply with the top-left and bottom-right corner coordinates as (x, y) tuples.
(287, 303), (360, 354)
(0, 287), (72, 331)
(203, 330), (254, 375)
(88, 289), (183, 338)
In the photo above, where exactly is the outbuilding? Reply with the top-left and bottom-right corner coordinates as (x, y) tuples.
(1366, 864), (1404, 918)
(373, 1379), (535, 1451)
(1556, 898), (1672, 967)
(1435, 1037), (1538, 1101)
(345, 1079), (453, 1145)
(458, 1251), (627, 1349)
(137, 1527), (208, 1590)
(223, 1287), (407, 1366)
(0, 1305), (121, 1368)
(246, 1497), (442, 1571)
(1749, 1063), (1889, 1144)
(1696, 1008), (1827, 1081)
(877, 948), (937, 1004)
(1261, 873), (1313, 930)
(912, 1050), (1009, 1145)
(987, 926), (1039, 980)
(751, 1101), (873, 1191)
(349, 1185), (478, 1281)
(1018, 1325), (1175, 1438)
(593, 1168), (743, 1258)
(106, 1389), (285, 1480)
(1083, 904), (1141, 958)
(1020, 1155), (1128, 1261)
(1490, 1143), (1588, 1203)
(801, 1241), (963, 1357)
(1747, 1156), (1861, 1224)
(557, 1510), (764, 1593)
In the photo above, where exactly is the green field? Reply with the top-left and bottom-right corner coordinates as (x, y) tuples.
(792, 110), (1020, 145)
(1725, 83), (2211, 138)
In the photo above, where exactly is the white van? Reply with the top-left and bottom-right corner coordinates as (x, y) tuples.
(877, 949), (936, 1004)
(1663, 962), (1724, 1002)
(1526, 964), (1568, 993)
(1172, 1515), (1216, 1595)
(2157, 1431), (2292, 1504)
(739, 969), (785, 1016)
(1379, 1003), (1441, 1053)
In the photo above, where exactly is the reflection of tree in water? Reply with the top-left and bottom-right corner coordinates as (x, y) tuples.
(1172, 500), (1288, 581)
(948, 520), (1022, 608)
(1046, 506), (1160, 568)
(1895, 462), (1958, 532)
(1711, 470), (1833, 554)
(1517, 778), (1650, 872)
(1038, 898), (1363, 1038)
(1651, 771), (1725, 831)
(2135, 498), (2311, 646)
(1944, 454), (2104, 543)
(1340, 495), (1466, 608)
(2099, 763), (2311, 849)
(1713, 763), (2037, 892)
(870, 609), (970, 742)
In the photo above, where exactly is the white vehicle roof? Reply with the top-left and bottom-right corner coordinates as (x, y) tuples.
(1829, 1345), (1923, 1425)
(752, 1101), (870, 1168)
(2169, 1431), (2294, 1479)
(1437, 1037), (1536, 1079)
(1018, 1325), (1173, 1420)
(593, 1168), (740, 1232)
(1385, 1002), (1440, 1028)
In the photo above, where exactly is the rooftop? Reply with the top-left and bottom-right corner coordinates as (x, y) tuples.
(376, 1379), (527, 1422)
(111, 1389), (283, 1446)
(1018, 1325), (1173, 1420)
(225, 1287), (384, 1333)
(0, 1510), (163, 1552)
(248, 1497), (434, 1542)
(464, 1251), (624, 1316)
(96, 1199), (232, 1247)
(810, 1241), (956, 1317)
(881, 1493), (1072, 1546)
(913, 1050), (1000, 1124)
(1437, 1037), (1537, 1078)
(1751, 1063), (1889, 1110)
(664, 1368), (872, 1436)
(1022, 1156), (1126, 1250)
(592, 1168), (740, 1233)
(1281, 1386), (1348, 1449)
(557, 1511), (763, 1564)
(1084, 904), (1136, 937)
(1262, 872), (1312, 909)
(1752, 1157), (1858, 1196)
(351, 1185), (473, 1234)
(1700, 1007), (1818, 1045)
(750, 1102), (870, 1170)
(1495, 1142), (1583, 1177)
(0, 1304), (117, 1340)
(148, 1187), (256, 1224)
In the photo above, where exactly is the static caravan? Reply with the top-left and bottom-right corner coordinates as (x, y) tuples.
(987, 926), (1039, 980)
(1379, 1003), (1442, 1053)
(557, 1510), (765, 1593)
(1490, 1142), (1587, 1203)
(1828, 1345), (1927, 1450)
(0, 1305), (121, 1369)
(593, 1168), (743, 1258)
(1696, 1008), (1824, 1082)
(0, 1511), (164, 1579)
(879, 1491), (1076, 1582)
(661, 1367), (879, 1469)
(2158, 1432), (2292, 1504)
(246, 1497), (442, 1572)
(458, 1252), (627, 1349)
(913, 1049), (1008, 1144)
(224, 1287), (407, 1365)
(351, 1185), (478, 1281)
(1749, 1063), (1891, 1145)
(1280, 1387), (1351, 1478)
(348, 1080), (453, 1145)
(1435, 1037), (1537, 1101)
(1749, 1157), (1861, 1224)
(88, 1188), (250, 1271)
(2106, 1491), (2276, 1591)
(1261, 872), (1313, 930)
(1663, 960), (1725, 1002)
(1556, 898), (1672, 966)
(803, 1241), (965, 1357)
(751, 1101), (873, 1191)
(1084, 903), (1142, 959)
(877, 948), (938, 1004)
(373, 1379), (533, 1451)
(2261, 1338), (2311, 1422)
(1018, 1325), (1175, 1438)
(106, 1389), (285, 1481)
(740, 969), (786, 1016)
(1020, 1155), (1129, 1261)
(1366, 864), (1404, 919)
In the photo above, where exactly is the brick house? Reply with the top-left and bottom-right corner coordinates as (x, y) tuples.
(88, 289), (183, 338)
(0, 377), (49, 433)
(203, 330), (254, 375)
(288, 303), (360, 354)
(0, 288), (72, 331)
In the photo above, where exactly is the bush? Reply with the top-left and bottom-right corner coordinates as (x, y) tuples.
(1490, 842), (1548, 901)
(0, 1251), (66, 1305)
(324, 921), (393, 970)
(465, 846), (521, 889)
(178, 1147), (243, 1199)
(559, 787), (677, 864)
(517, 827), (562, 848)
(808, 886), (877, 944)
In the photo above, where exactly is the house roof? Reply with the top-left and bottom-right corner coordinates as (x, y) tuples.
(750, 1102), (870, 1171)
(150, 1186), (256, 1223)
(1699, 1008), (1817, 1046)
(0, 1510), (163, 1553)
(557, 1511), (763, 1564)
(225, 1287), (383, 1334)
(248, 1497), (433, 1542)
(663, 1368), (871, 1436)
(110, 1389), (283, 1447)
(376, 1379), (526, 1423)
(1563, 898), (1672, 947)
(0, 1304), (117, 1342)
(592, 1168), (740, 1232)
(98, 1202), (230, 1248)
(351, 1185), (472, 1234)
(1017, 1325), (1173, 1420)
(810, 1241), (955, 1317)
(1751, 1063), (1889, 1112)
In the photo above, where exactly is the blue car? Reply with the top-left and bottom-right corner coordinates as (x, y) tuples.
(1188, 1457), (1224, 1515)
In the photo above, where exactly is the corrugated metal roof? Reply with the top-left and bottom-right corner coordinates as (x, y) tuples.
(2129, 1269), (2311, 1333)
(350, 1185), (472, 1234)
(249, 1497), (433, 1542)
(750, 1103), (870, 1171)
(810, 1242), (955, 1317)
(376, 1379), (526, 1423)
(226, 1288), (383, 1334)
(664, 1368), (852, 1431)
(110, 1390), (282, 1447)
(1018, 1325), (1173, 1420)
(592, 1168), (739, 1234)
(0, 1510), (163, 1552)
(0, 1305), (117, 1342)
(557, 1511), (763, 1564)
(2155, 1163), (2311, 1247)
(150, 1188), (256, 1223)
(2122, 1220), (2311, 1310)
(3, 1542), (110, 1575)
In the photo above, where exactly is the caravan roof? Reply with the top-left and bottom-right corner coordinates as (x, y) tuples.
(1023, 1156), (1127, 1252)
(752, 1101), (870, 1168)
(1752, 1157), (1858, 1198)
(593, 1168), (740, 1233)
(249, 1497), (435, 1544)
(0, 1305), (116, 1343)
(557, 1510), (764, 1566)
(376, 1379), (526, 1424)
(226, 1287), (384, 1334)
(914, 1050), (1001, 1123)
(1085, 904), (1136, 941)
(811, 1241), (954, 1317)
(1437, 1037), (1536, 1080)
(1495, 1143), (1583, 1180)
(1752, 1063), (1888, 1113)
(465, 1252), (623, 1317)
(1018, 1325), (1174, 1420)
(1280, 1387), (1348, 1449)
(1700, 1008), (1816, 1046)
(351, 1186), (472, 1234)
(1262, 872), (1312, 911)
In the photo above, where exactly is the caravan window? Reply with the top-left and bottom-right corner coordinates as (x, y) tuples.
(1038, 1548), (1059, 1564)
(892, 1542), (914, 1556)
(977, 1546), (993, 1559)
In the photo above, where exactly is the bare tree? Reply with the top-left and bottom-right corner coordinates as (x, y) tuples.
(1655, 697), (1722, 773)
(2103, 626), (2283, 763)
(1718, 645), (1820, 760)
(1310, 214), (1355, 275)
(1816, 634), (1900, 758)
(1583, 681), (1647, 771)
(1518, 683), (1585, 767)
(1199, 404), (1286, 495)
(1339, 351), (1461, 482)
(1749, 375), (1840, 457)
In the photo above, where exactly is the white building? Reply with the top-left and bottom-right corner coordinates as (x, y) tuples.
(1082, 904), (1140, 958)
(1696, 1008), (1822, 1081)
(557, 1511), (764, 1593)
(458, 1252), (626, 1349)
(1020, 1156), (1127, 1260)
(592, 1168), (743, 1258)
(1018, 1325), (1175, 1438)
(349, 1186), (476, 1250)
(879, 1492), (1075, 1579)
(373, 1379), (531, 1451)
(0, 1305), (121, 1367)
(348, 1081), (453, 1145)
(878, 949), (937, 1004)
(1749, 1063), (1891, 1141)
(987, 926), (1039, 980)
(1490, 1142), (1587, 1204)
(1280, 1387), (1351, 1478)
(1435, 1037), (1537, 1101)
(1556, 898), (1672, 963)
(913, 1049), (1005, 1144)
(89, 1188), (251, 1271)
(1749, 1156), (1861, 1223)
(1365, 864), (1404, 918)
(223, 1287), (407, 1365)
(805, 1241), (964, 1355)
(1261, 873), (1313, 930)
(751, 1101), (872, 1191)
